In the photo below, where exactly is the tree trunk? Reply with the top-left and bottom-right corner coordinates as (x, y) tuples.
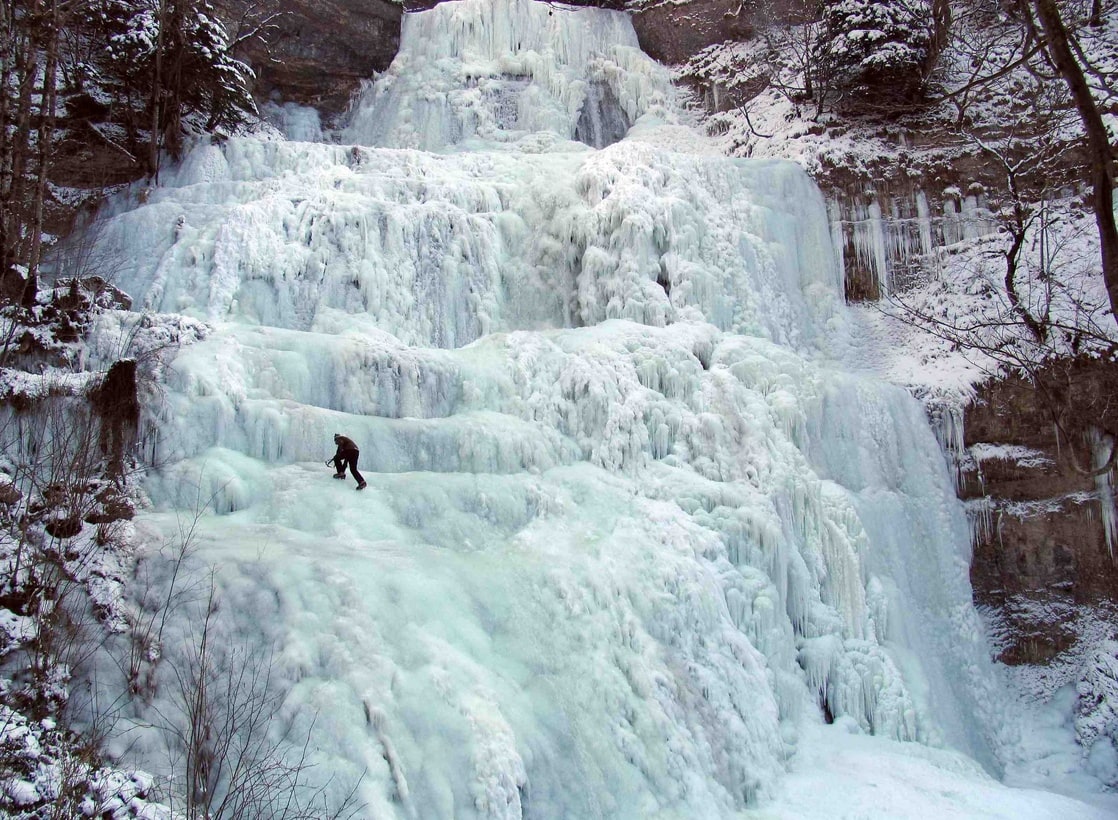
(927, 0), (952, 73)
(26, 0), (61, 288)
(0, 0), (15, 278)
(164, 0), (186, 161)
(1025, 0), (1118, 320)
(149, 0), (168, 179)
(8, 9), (39, 273)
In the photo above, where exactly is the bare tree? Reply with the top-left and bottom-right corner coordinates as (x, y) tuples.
(154, 575), (363, 820)
(1014, 0), (1118, 318)
(756, 0), (941, 119)
(119, 491), (218, 702)
(883, 0), (1118, 477)
(961, 83), (1084, 344)
(2, 0), (125, 306)
(760, 6), (844, 120)
(884, 188), (1118, 479)
(934, 1), (1038, 128)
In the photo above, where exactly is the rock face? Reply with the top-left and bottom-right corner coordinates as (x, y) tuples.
(961, 364), (1118, 665)
(631, 0), (809, 65)
(219, 0), (402, 117)
(631, 0), (755, 65)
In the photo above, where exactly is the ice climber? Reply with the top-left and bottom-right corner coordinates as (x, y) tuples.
(328, 433), (367, 490)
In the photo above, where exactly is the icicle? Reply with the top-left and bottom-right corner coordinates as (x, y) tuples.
(1089, 427), (1118, 558)
(966, 496), (997, 550)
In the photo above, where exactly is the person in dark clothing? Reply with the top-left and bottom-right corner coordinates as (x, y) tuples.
(329, 433), (367, 490)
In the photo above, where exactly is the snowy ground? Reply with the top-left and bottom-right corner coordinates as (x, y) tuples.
(753, 720), (1116, 819)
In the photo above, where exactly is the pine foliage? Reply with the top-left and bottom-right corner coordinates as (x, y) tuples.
(103, 0), (256, 136)
(822, 0), (935, 100)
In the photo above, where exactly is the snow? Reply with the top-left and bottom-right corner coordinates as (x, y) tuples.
(1077, 641), (1118, 752)
(66, 0), (1113, 816)
(975, 593), (1118, 802)
(841, 199), (1117, 432)
(0, 702), (168, 819)
(0, 367), (97, 403)
(968, 443), (1054, 469)
(752, 720), (1114, 819)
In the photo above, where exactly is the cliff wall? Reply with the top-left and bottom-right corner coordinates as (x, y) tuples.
(217, 0), (402, 117)
(961, 364), (1118, 666)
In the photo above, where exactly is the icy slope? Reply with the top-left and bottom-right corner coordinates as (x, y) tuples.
(99, 137), (841, 350)
(125, 318), (1009, 816)
(79, 0), (1107, 816)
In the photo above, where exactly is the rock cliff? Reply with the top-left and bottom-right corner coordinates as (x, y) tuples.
(962, 363), (1118, 666)
(218, 0), (402, 117)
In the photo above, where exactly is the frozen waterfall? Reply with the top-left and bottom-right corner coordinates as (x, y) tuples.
(78, 0), (1108, 817)
(341, 0), (660, 150)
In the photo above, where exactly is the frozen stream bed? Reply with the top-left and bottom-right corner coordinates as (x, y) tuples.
(78, 0), (1114, 816)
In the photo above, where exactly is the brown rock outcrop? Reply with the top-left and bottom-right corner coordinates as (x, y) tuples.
(631, 0), (754, 65)
(962, 361), (1118, 664)
(219, 0), (403, 117)
(631, 0), (811, 65)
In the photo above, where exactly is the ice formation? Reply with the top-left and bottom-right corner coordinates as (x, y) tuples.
(1090, 427), (1118, 557)
(74, 0), (1108, 816)
(832, 188), (999, 296)
(341, 0), (666, 150)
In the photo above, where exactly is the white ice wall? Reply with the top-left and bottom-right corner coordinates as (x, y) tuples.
(342, 0), (672, 150)
(82, 1), (1012, 816)
(98, 138), (843, 351)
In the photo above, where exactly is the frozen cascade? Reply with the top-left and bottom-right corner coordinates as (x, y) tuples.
(74, 0), (1102, 816)
(341, 0), (660, 150)
(98, 137), (841, 350)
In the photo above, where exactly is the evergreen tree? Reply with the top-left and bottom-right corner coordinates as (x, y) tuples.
(822, 0), (935, 102)
(1, 0), (258, 304)
(102, 0), (256, 171)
